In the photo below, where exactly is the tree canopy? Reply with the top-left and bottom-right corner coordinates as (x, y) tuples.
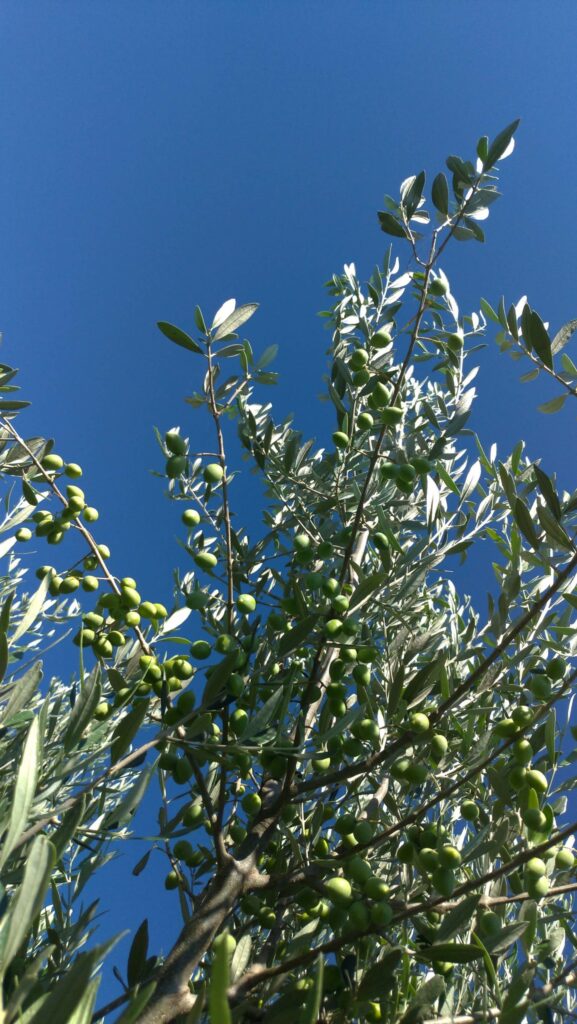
(1, 120), (577, 1024)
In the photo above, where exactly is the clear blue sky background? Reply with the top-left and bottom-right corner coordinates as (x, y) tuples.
(1, 1), (577, 1015)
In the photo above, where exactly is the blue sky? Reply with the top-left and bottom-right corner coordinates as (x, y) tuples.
(1, 1), (577, 1014)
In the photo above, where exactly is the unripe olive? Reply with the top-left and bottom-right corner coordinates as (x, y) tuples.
(522, 807), (547, 831)
(547, 657), (566, 681)
(108, 630), (126, 647)
(173, 757), (193, 784)
(371, 328), (392, 349)
(513, 739), (533, 765)
(509, 765), (527, 790)
(525, 856), (547, 878)
(391, 756), (411, 779)
(527, 875), (549, 899)
(357, 412), (374, 431)
(432, 867), (455, 897)
(97, 544), (111, 560)
(335, 813), (357, 836)
(182, 803), (204, 829)
(47, 529), (64, 545)
(348, 900), (370, 931)
(94, 701), (112, 720)
(312, 755), (331, 771)
(82, 575), (99, 592)
(138, 601), (157, 619)
(324, 876), (352, 906)
(353, 719), (380, 744)
(344, 856), (372, 885)
(353, 368), (371, 386)
(364, 877), (390, 901)
(371, 382), (392, 408)
(555, 847), (575, 870)
(164, 870), (180, 890)
(204, 463), (224, 484)
(64, 463), (82, 478)
(173, 839), (194, 862)
(430, 734), (448, 762)
(494, 718), (518, 738)
(370, 902), (393, 928)
(94, 637), (113, 659)
(230, 708), (248, 736)
(15, 528), (32, 542)
(512, 705), (533, 726)
(154, 603), (168, 618)
(182, 508), (201, 528)
(73, 628), (95, 647)
(411, 456), (434, 474)
(194, 551), (218, 571)
(165, 431), (187, 456)
(325, 618), (343, 637)
(428, 277), (449, 297)
(350, 348), (369, 370)
(317, 540), (334, 559)
(121, 587), (141, 609)
(527, 675), (551, 701)
(353, 820), (374, 845)
(397, 841), (414, 864)
(525, 769), (548, 794)
(241, 792), (262, 816)
(419, 848), (440, 872)
(332, 594), (350, 614)
(60, 576), (80, 594)
(438, 845), (461, 869)
(479, 910), (501, 937)
(190, 639), (211, 660)
(237, 593), (256, 614)
(41, 453), (64, 471)
(166, 455), (187, 478)
(332, 431), (350, 450)
(410, 712), (430, 734)
(446, 331), (464, 351)
(125, 610), (141, 627)
(84, 611), (104, 628)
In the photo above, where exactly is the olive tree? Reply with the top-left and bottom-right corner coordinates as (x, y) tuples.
(2, 119), (577, 1024)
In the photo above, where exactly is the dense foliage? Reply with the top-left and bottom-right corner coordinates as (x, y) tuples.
(1, 120), (577, 1024)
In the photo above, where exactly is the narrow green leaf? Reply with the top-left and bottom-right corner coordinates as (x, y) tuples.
(113, 982), (158, 1024)
(484, 118), (520, 170)
(63, 664), (101, 753)
(242, 685), (286, 741)
(27, 939), (119, 1024)
(513, 497), (540, 549)
(552, 318), (577, 355)
(538, 393), (567, 414)
(415, 942), (483, 964)
(401, 171), (426, 219)
(213, 303), (259, 342)
(483, 920), (529, 955)
(111, 700), (149, 765)
(11, 574), (50, 644)
(0, 716), (39, 869)
(194, 306), (207, 334)
(436, 895), (480, 941)
(157, 322), (203, 355)
(519, 368), (539, 383)
(529, 310), (553, 369)
(377, 211), (408, 238)
(2, 661), (42, 724)
(127, 919), (149, 987)
(358, 949), (402, 1000)
(209, 936), (232, 1024)
(1, 835), (55, 973)
(277, 613), (318, 657)
(103, 755), (158, 828)
(400, 975), (445, 1024)
(431, 173), (449, 215)
(0, 630), (8, 685)
(51, 796), (88, 862)
(480, 297), (500, 323)
(303, 955), (324, 1024)
(230, 935), (252, 983)
(202, 650), (239, 705)
(561, 352), (577, 377)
